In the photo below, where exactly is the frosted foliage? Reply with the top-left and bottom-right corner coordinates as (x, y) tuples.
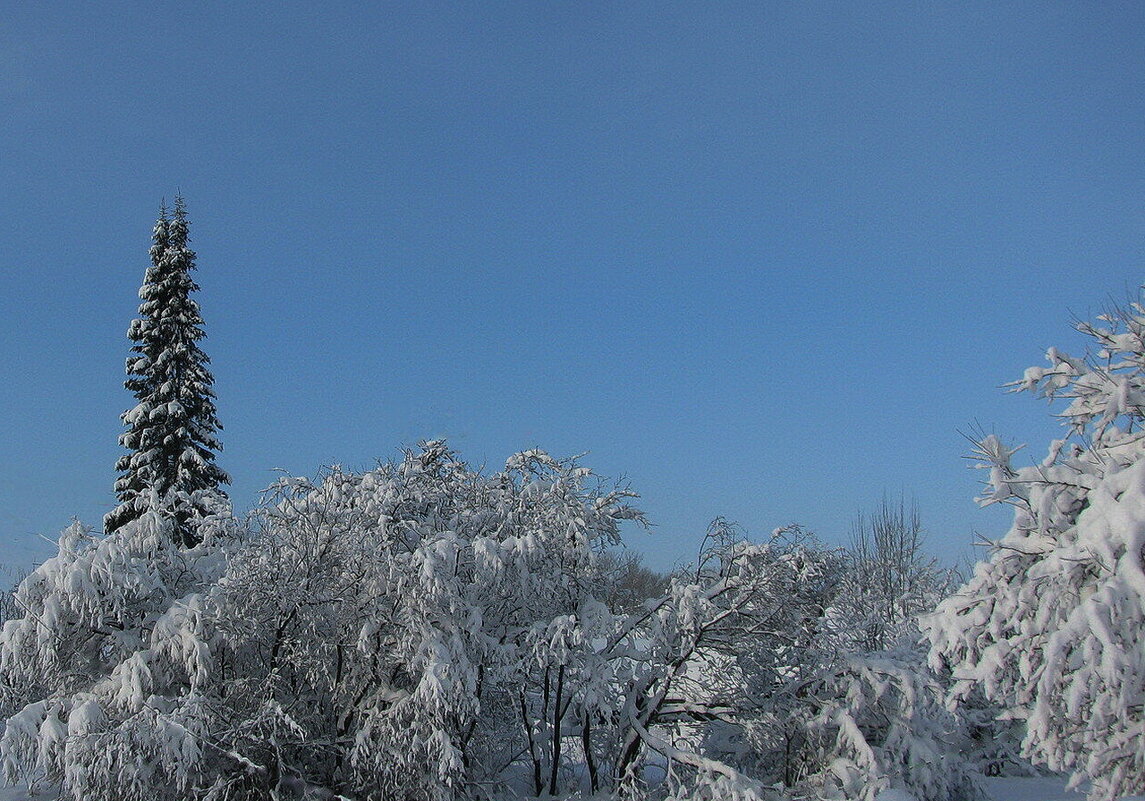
(925, 298), (1145, 800)
(5, 439), (994, 799)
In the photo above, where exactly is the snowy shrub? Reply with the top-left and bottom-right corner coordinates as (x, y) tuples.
(0, 508), (230, 799)
(334, 444), (643, 800)
(205, 443), (647, 800)
(699, 527), (843, 786)
(790, 650), (984, 801)
(1, 442), (651, 800)
(926, 296), (1145, 800)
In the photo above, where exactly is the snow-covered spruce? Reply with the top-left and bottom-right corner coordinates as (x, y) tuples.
(106, 197), (228, 546)
(926, 297), (1145, 801)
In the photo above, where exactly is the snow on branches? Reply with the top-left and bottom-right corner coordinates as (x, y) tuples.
(0, 510), (229, 799)
(2, 444), (651, 801)
(4, 435), (993, 800)
(926, 295), (1145, 800)
(793, 650), (984, 801)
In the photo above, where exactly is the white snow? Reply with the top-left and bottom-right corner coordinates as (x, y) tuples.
(980, 775), (1086, 801)
(875, 790), (919, 801)
(0, 774), (1108, 800)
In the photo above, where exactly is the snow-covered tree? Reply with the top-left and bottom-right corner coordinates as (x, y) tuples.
(106, 198), (228, 546)
(591, 521), (843, 801)
(691, 524), (843, 792)
(926, 295), (1145, 800)
(2, 443), (645, 801)
(0, 512), (231, 799)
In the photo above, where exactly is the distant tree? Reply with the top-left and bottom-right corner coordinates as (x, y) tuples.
(599, 549), (670, 615)
(834, 497), (955, 654)
(105, 198), (229, 545)
(926, 294), (1145, 800)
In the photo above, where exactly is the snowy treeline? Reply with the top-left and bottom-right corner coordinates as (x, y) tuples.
(6, 292), (1145, 800)
(2, 443), (980, 801)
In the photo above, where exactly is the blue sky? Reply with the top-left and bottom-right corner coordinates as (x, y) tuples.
(1, 2), (1142, 574)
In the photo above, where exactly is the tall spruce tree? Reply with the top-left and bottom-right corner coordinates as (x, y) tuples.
(105, 197), (229, 545)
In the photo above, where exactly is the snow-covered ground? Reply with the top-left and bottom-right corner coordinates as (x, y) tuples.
(979, 776), (1086, 801)
(0, 775), (1104, 801)
(0, 788), (51, 801)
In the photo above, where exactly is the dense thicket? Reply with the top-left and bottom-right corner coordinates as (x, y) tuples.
(106, 198), (228, 545)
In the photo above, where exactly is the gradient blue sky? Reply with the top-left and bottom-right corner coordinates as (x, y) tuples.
(2, 2), (1142, 575)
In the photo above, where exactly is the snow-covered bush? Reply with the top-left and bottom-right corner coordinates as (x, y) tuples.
(1, 443), (648, 800)
(334, 443), (643, 800)
(926, 296), (1145, 800)
(0, 509), (231, 799)
(790, 650), (984, 801)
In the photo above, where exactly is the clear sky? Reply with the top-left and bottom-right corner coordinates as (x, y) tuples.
(1, 2), (1142, 575)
